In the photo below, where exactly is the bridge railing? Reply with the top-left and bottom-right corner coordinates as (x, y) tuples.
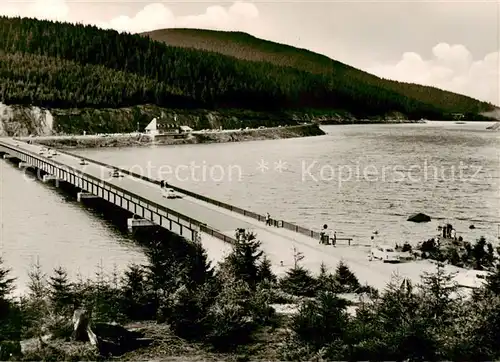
(1, 141), (238, 245)
(58, 149), (269, 224)
(32, 145), (352, 244)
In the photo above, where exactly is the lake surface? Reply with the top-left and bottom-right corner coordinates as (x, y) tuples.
(0, 159), (146, 295)
(77, 121), (500, 246)
(1, 121), (499, 293)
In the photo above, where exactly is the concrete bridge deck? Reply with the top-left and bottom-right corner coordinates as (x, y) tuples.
(0, 137), (485, 290)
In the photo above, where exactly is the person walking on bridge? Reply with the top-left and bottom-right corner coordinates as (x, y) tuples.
(266, 213), (271, 226)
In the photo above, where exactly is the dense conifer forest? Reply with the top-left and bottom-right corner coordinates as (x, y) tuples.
(0, 16), (495, 121)
(146, 28), (496, 118)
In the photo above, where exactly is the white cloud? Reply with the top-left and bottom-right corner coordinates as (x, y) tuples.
(367, 43), (500, 106)
(95, 1), (262, 35)
(1, 0), (69, 21)
(0, 1), (263, 34)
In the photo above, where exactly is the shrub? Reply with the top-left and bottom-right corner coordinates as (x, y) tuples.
(280, 267), (317, 297)
(164, 283), (215, 341)
(204, 277), (257, 350)
(290, 291), (349, 350)
(333, 261), (360, 293)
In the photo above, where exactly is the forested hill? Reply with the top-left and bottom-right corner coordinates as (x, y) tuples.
(144, 28), (497, 118)
(0, 16), (495, 122)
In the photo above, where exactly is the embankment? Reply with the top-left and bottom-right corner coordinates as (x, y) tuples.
(29, 124), (325, 149)
(188, 124), (325, 144)
(2, 103), (425, 138)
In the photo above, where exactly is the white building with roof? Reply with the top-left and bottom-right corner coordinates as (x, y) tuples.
(144, 118), (159, 136)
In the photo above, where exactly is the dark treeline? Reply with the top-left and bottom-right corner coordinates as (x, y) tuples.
(0, 52), (189, 109)
(2, 230), (500, 360)
(0, 17), (493, 120)
(146, 29), (495, 117)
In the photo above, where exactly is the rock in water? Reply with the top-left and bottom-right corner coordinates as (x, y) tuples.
(407, 213), (431, 223)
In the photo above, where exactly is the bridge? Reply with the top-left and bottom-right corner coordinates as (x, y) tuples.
(0, 138), (483, 290)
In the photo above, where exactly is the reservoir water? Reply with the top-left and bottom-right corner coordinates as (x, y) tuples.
(0, 160), (147, 294)
(1, 121), (499, 292)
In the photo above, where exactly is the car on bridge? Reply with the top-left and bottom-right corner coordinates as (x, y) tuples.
(110, 168), (123, 178)
(79, 158), (88, 166)
(163, 188), (182, 199)
(370, 244), (400, 263)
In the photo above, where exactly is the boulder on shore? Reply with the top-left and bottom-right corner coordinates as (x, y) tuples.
(72, 308), (151, 357)
(407, 213), (431, 223)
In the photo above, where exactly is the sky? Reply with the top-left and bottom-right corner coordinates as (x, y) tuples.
(1, 0), (499, 106)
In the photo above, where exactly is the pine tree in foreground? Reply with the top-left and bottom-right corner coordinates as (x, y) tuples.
(0, 258), (15, 305)
(48, 266), (74, 314)
(220, 231), (264, 287)
(0, 257), (19, 343)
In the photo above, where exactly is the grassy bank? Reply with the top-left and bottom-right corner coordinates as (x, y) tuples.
(31, 124), (325, 149)
(2, 227), (500, 361)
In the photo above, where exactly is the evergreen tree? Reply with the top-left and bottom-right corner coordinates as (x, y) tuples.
(486, 242), (495, 266)
(291, 291), (349, 351)
(0, 257), (15, 304)
(419, 263), (459, 318)
(472, 237), (487, 269)
(374, 276), (438, 360)
(316, 262), (336, 293)
(220, 231), (264, 287)
(485, 263), (500, 295)
(257, 255), (276, 284)
(280, 267), (317, 297)
(0, 258), (19, 343)
(48, 266), (74, 314)
(333, 261), (360, 293)
(418, 262), (460, 358)
(26, 258), (47, 301)
(121, 264), (156, 320)
(91, 261), (122, 322)
(185, 240), (214, 287)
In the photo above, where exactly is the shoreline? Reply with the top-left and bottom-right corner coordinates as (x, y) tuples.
(19, 120), (425, 149)
(23, 123), (326, 149)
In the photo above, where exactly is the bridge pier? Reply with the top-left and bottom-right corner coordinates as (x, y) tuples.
(18, 161), (30, 169)
(42, 174), (60, 183)
(127, 217), (155, 231)
(77, 192), (100, 202)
